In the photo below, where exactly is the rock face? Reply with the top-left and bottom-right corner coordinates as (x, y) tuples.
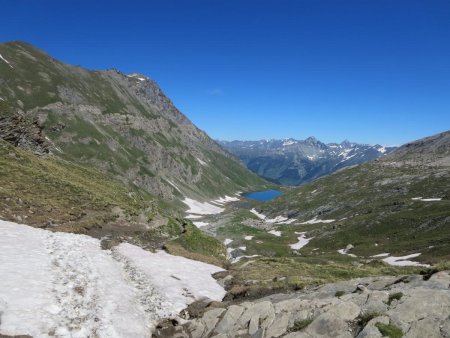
(0, 41), (268, 202)
(153, 271), (450, 338)
(0, 101), (48, 155)
(219, 138), (395, 186)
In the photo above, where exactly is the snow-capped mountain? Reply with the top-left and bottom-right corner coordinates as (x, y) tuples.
(219, 137), (396, 185)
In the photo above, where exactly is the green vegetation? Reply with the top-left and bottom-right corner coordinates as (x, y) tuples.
(387, 292), (403, 305)
(0, 41), (272, 204)
(165, 221), (227, 266)
(0, 139), (156, 232)
(375, 322), (403, 338)
(291, 319), (312, 331)
(358, 312), (382, 327)
(335, 290), (345, 297)
(262, 153), (450, 263)
(226, 256), (422, 297)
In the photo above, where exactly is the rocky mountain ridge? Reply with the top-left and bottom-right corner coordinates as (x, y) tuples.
(0, 41), (269, 206)
(219, 138), (396, 185)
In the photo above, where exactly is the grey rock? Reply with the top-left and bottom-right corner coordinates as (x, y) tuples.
(356, 315), (389, 338)
(404, 317), (442, 338)
(265, 312), (290, 337)
(304, 312), (352, 338)
(215, 305), (245, 334)
(202, 308), (226, 336)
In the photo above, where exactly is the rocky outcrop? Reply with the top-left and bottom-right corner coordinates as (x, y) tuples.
(0, 101), (48, 154)
(153, 271), (450, 337)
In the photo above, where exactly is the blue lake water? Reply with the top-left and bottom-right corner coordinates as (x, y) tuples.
(243, 189), (283, 202)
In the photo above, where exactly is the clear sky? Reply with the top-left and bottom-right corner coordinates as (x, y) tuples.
(2, 0), (450, 145)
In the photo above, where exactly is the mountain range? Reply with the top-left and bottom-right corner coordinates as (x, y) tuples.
(0, 41), (269, 209)
(219, 137), (396, 185)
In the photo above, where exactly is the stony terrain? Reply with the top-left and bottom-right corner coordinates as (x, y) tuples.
(154, 270), (450, 338)
(219, 138), (395, 185)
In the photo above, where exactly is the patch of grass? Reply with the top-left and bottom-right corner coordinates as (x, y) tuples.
(0, 139), (157, 231)
(375, 322), (403, 338)
(291, 319), (312, 331)
(387, 292), (403, 305)
(165, 221), (227, 267)
(335, 290), (345, 297)
(358, 312), (382, 327)
(226, 256), (422, 299)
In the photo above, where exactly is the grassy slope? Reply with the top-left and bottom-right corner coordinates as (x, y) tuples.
(0, 41), (271, 204)
(0, 139), (157, 232)
(260, 136), (450, 263)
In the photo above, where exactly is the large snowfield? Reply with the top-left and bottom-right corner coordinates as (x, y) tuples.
(0, 220), (225, 338)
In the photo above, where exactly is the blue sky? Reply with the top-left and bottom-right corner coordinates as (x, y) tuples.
(2, 0), (450, 145)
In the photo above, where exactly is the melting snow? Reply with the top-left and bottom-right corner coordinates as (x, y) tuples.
(238, 246), (247, 251)
(0, 53), (13, 68)
(382, 253), (430, 267)
(249, 209), (293, 224)
(337, 248), (357, 258)
(411, 197), (442, 202)
(290, 232), (313, 250)
(268, 230), (281, 237)
(167, 180), (182, 193)
(192, 221), (209, 228)
(214, 195), (240, 204)
(371, 253), (390, 258)
(183, 197), (224, 215)
(244, 235), (254, 240)
(185, 214), (203, 219)
(196, 157), (207, 166)
(116, 243), (225, 313)
(223, 238), (233, 245)
(299, 217), (335, 224)
(0, 220), (224, 337)
(250, 208), (266, 220)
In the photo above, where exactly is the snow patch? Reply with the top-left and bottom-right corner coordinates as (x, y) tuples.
(0, 53), (13, 68)
(167, 180), (182, 193)
(290, 232), (313, 250)
(214, 195), (240, 204)
(223, 238), (233, 245)
(411, 197), (442, 202)
(0, 220), (225, 337)
(196, 157), (207, 166)
(299, 217), (335, 224)
(183, 197), (224, 215)
(371, 253), (390, 258)
(337, 248), (357, 258)
(382, 253), (430, 267)
(249, 209), (294, 224)
(192, 221), (209, 228)
(185, 214), (203, 219)
(250, 208), (266, 220)
(116, 243), (225, 314)
(268, 230), (281, 237)
(244, 235), (254, 240)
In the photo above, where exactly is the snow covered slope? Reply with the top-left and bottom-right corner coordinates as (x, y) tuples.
(0, 220), (225, 338)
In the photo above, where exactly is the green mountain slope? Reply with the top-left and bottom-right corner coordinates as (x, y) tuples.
(261, 130), (450, 263)
(0, 41), (270, 207)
